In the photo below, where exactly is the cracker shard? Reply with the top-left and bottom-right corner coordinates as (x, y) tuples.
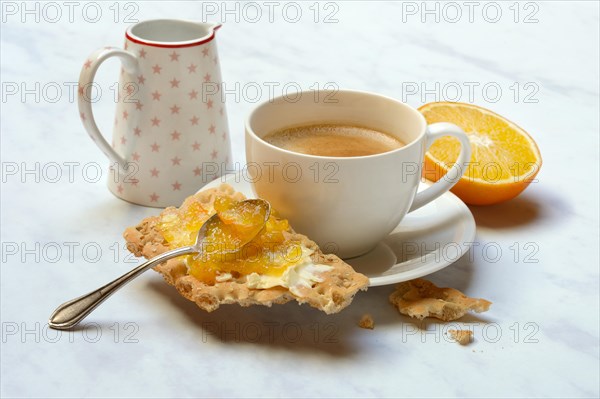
(358, 314), (374, 330)
(448, 329), (473, 345)
(123, 183), (369, 314)
(389, 279), (491, 321)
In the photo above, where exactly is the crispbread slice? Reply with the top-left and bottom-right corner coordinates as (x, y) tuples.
(389, 279), (491, 321)
(124, 183), (369, 314)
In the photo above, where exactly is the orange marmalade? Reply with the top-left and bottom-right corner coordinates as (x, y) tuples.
(158, 196), (303, 284)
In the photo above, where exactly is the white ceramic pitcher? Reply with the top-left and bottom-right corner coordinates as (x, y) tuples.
(78, 19), (232, 207)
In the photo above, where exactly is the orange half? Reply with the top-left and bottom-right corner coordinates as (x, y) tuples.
(419, 102), (542, 205)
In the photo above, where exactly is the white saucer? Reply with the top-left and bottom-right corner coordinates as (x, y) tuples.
(202, 173), (476, 287)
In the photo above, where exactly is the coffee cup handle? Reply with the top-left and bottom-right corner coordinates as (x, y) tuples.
(409, 122), (472, 212)
(78, 47), (139, 174)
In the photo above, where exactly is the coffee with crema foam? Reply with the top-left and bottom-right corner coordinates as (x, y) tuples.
(263, 123), (405, 157)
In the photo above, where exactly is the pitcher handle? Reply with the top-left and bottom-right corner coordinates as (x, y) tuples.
(78, 47), (139, 174)
(409, 122), (472, 212)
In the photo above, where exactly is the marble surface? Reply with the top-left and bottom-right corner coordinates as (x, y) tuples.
(1, 2), (599, 398)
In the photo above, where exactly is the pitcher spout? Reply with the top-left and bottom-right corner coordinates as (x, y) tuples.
(203, 21), (223, 31)
(188, 21), (222, 43)
(192, 21), (222, 35)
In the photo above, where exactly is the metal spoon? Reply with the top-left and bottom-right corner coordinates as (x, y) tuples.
(48, 199), (271, 330)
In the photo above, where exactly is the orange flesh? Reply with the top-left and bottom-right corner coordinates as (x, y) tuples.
(158, 196), (303, 284)
(418, 102), (542, 205)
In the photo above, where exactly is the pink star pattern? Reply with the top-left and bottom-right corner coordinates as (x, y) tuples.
(80, 112), (86, 121)
(84, 60), (92, 69)
(107, 39), (229, 206)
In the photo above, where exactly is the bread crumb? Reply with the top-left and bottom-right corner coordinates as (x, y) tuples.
(358, 314), (374, 329)
(389, 278), (491, 321)
(448, 329), (473, 345)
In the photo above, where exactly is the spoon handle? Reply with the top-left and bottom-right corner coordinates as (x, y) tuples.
(48, 245), (195, 330)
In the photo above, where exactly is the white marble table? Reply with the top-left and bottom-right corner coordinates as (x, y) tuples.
(1, 1), (598, 397)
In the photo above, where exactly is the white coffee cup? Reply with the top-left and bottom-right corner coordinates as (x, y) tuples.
(245, 90), (471, 258)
